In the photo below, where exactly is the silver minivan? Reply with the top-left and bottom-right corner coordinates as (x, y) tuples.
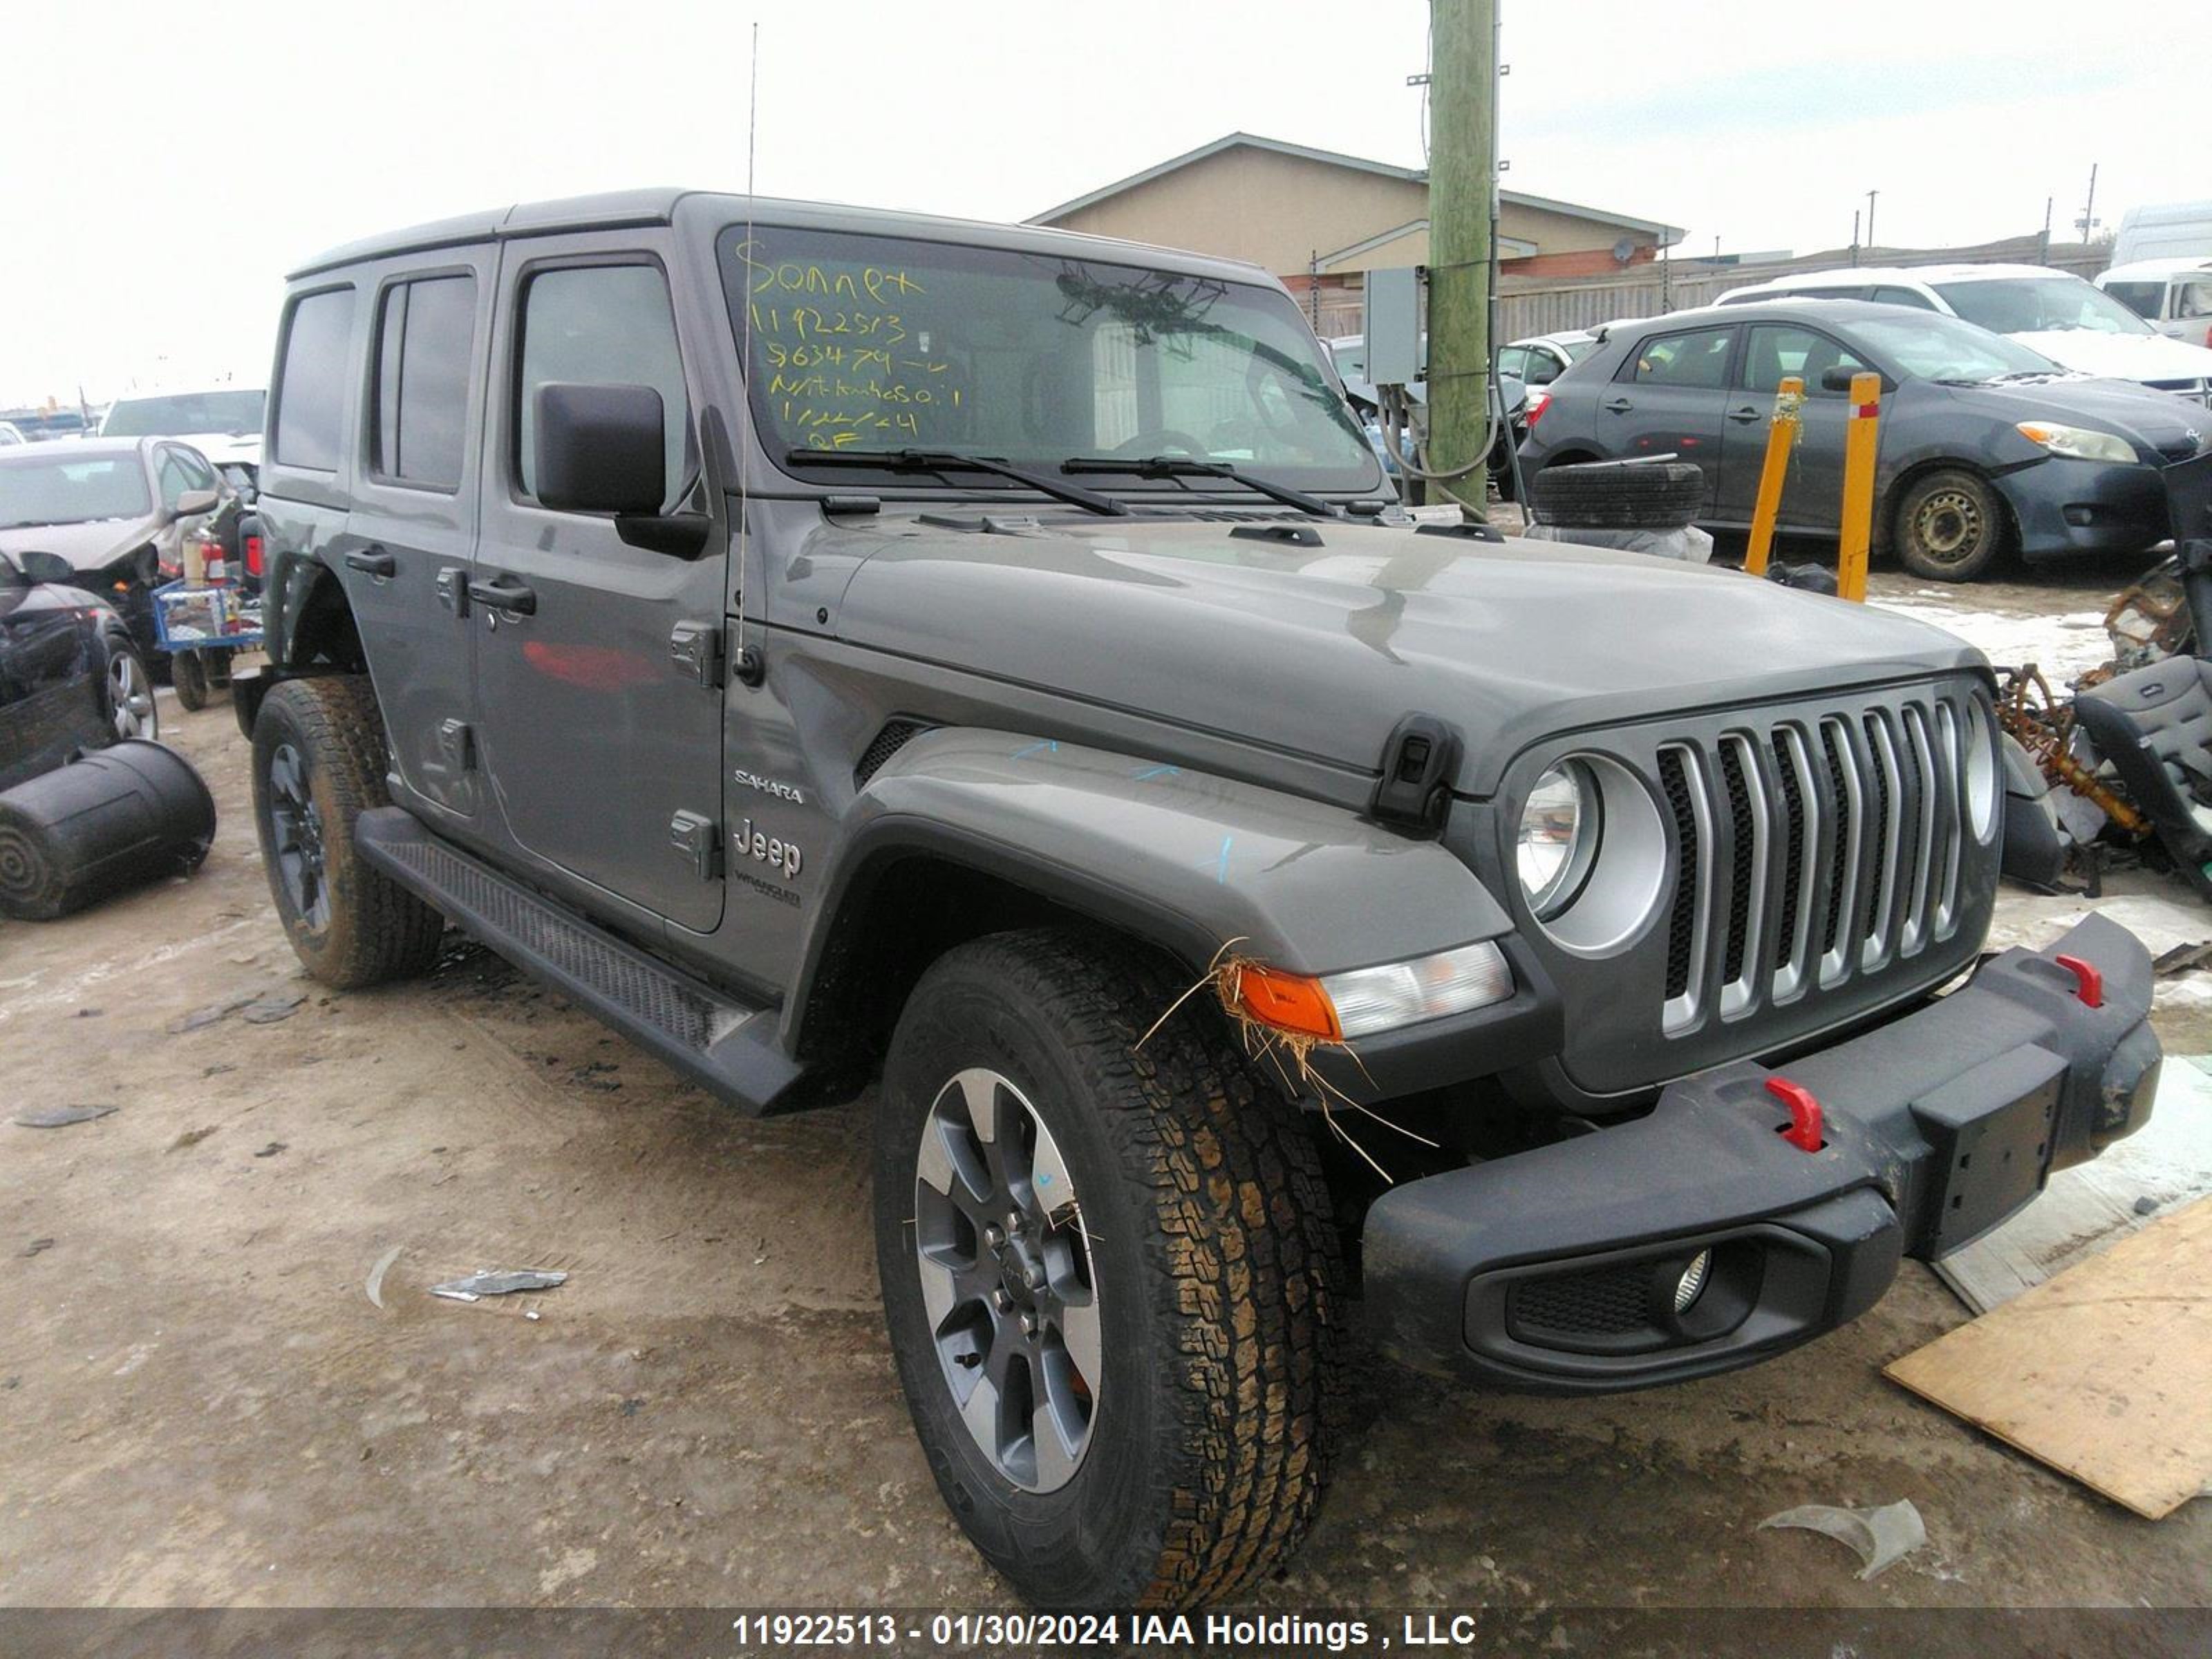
(2099, 259), (2212, 348)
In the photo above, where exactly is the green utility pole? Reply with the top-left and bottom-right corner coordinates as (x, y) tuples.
(1426, 0), (1495, 513)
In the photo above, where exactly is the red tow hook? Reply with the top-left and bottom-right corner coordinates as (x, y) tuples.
(1764, 1077), (1826, 1152)
(2053, 953), (2103, 1009)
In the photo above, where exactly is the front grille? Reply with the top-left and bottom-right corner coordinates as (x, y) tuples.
(1514, 1264), (1652, 1338)
(1656, 688), (1980, 1037)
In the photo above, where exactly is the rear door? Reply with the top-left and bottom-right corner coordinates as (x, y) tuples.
(469, 237), (727, 934)
(1600, 323), (1740, 509)
(332, 256), (494, 820)
(1719, 322), (1873, 529)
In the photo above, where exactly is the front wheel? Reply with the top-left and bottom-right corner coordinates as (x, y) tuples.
(171, 650), (211, 712)
(103, 636), (158, 742)
(251, 675), (444, 988)
(874, 930), (1343, 1609)
(1894, 468), (2007, 582)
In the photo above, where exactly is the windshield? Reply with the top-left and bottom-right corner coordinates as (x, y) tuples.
(0, 452), (152, 527)
(101, 389), (265, 437)
(718, 227), (1380, 494)
(1850, 312), (2066, 383)
(1934, 276), (2155, 337)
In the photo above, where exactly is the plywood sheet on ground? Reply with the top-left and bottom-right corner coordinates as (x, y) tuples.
(1887, 1196), (2212, 1518)
(1936, 1057), (2212, 1313)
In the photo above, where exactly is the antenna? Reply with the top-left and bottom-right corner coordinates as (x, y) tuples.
(733, 20), (762, 684)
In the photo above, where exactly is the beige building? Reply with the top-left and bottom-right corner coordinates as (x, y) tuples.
(1029, 133), (1681, 331)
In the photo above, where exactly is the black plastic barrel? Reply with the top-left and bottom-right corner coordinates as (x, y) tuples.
(0, 740), (216, 921)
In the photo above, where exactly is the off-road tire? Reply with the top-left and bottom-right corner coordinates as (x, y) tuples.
(874, 929), (1344, 1609)
(1894, 467), (2007, 583)
(251, 675), (443, 988)
(1529, 458), (1703, 529)
(171, 651), (211, 712)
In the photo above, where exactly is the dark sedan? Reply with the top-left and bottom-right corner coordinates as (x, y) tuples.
(0, 548), (157, 793)
(1519, 299), (2209, 580)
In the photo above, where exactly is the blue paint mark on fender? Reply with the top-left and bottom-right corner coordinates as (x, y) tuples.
(1011, 739), (1060, 761)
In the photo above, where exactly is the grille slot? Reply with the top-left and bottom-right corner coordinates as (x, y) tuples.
(1653, 689), (1980, 1037)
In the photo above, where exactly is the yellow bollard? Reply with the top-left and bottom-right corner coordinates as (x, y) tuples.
(1743, 375), (1804, 578)
(1837, 371), (1883, 602)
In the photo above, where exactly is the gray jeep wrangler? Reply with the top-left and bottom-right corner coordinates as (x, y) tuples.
(240, 189), (2160, 1609)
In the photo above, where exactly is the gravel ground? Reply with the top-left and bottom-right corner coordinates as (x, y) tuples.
(1, 547), (2206, 1648)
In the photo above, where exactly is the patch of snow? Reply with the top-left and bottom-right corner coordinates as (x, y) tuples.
(1870, 600), (2112, 683)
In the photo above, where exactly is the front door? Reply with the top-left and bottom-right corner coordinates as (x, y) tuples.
(1720, 322), (1873, 532)
(470, 239), (727, 934)
(1599, 323), (1739, 511)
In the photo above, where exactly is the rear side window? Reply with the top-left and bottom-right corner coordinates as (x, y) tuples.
(1871, 285), (1940, 312)
(1629, 326), (1736, 388)
(373, 275), (476, 489)
(272, 288), (355, 470)
(515, 264), (690, 507)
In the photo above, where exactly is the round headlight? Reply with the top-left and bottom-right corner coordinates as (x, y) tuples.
(1517, 763), (1598, 919)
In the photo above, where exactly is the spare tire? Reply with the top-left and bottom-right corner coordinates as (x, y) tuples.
(1529, 459), (1703, 531)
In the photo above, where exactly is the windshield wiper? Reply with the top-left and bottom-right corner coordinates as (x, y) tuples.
(1060, 455), (1342, 519)
(782, 447), (1127, 517)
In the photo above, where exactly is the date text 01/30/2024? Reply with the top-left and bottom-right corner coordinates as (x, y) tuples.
(725, 1611), (1512, 1650)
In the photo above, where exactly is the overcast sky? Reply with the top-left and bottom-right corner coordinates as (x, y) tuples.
(1, 0), (2193, 407)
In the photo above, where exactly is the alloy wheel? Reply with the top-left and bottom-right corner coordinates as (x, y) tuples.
(912, 1067), (1101, 1493)
(266, 741), (330, 930)
(109, 650), (156, 741)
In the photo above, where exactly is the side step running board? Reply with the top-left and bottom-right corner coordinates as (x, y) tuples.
(355, 807), (805, 1114)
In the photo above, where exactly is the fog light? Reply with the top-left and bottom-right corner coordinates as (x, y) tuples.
(1674, 1248), (1712, 1314)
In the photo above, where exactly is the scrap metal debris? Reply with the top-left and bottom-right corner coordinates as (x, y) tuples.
(167, 1126), (217, 1152)
(429, 1268), (568, 1303)
(242, 993), (307, 1025)
(1758, 1499), (1927, 1581)
(254, 1142), (288, 1159)
(364, 1246), (403, 1310)
(21, 1239), (54, 1258)
(14, 1104), (118, 1129)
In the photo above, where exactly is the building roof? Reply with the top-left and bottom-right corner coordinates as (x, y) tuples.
(1029, 132), (1683, 245)
(1315, 217), (1538, 274)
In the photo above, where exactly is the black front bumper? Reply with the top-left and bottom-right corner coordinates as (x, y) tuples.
(1362, 913), (2159, 1391)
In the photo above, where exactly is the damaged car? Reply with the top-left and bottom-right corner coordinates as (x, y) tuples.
(0, 438), (227, 660)
(0, 545), (156, 791)
(240, 192), (2162, 1609)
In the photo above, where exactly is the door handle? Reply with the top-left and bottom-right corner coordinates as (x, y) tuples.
(1601, 397), (1633, 414)
(466, 574), (537, 616)
(1725, 406), (1763, 424)
(344, 546), (397, 577)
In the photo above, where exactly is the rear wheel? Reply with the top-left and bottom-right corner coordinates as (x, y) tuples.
(251, 675), (443, 988)
(1894, 468), (2007, 582)
(874, 930), (1342, 1609)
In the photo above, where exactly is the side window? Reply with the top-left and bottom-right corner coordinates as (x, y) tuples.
(516, 264), (689, 508)
(1495, 346), (1528, 381)
(1741, 325), (1869, 395)
(1872, 285), (1940, 312)
(174, 448), (218, 491)
(272, 288), (356, 471)
(155, 449), (192, 507)
(2180, 281), (2212, 321)
(1525, 349), (1562, 386)
(372, 274), (477, 490)
(1629, 326), (1736, 389)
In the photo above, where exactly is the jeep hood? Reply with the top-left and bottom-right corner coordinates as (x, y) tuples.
(829, 519), (1984, 796)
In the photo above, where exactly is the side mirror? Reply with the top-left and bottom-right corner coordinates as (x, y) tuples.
(17, 550), (78, 585)
(1820, 366), (1897, 394)
(170, 487), (221, 521)
(534, 382), (666, 515)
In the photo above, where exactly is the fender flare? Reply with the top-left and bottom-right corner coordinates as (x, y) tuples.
(780, 727), (1517, 1061)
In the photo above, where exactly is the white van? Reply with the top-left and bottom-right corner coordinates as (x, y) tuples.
(2114, 200), (2212, 265)
(1715, 263), (2212, 406)
(2098, 259), (2212, 346)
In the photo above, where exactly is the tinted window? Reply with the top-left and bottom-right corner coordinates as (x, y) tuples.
(373, 275), (476, 489)
(1629, 326), (1736, 388)
(102, 390), (265, 437)
(1742, 326), (1869, 396)
(1850, 312), (2061, 382)
(517, 265), (689, 506)
(2101, 281), (2165, 319)
(273, 288), (355, 470)
(1871, 285), (1940, 312)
